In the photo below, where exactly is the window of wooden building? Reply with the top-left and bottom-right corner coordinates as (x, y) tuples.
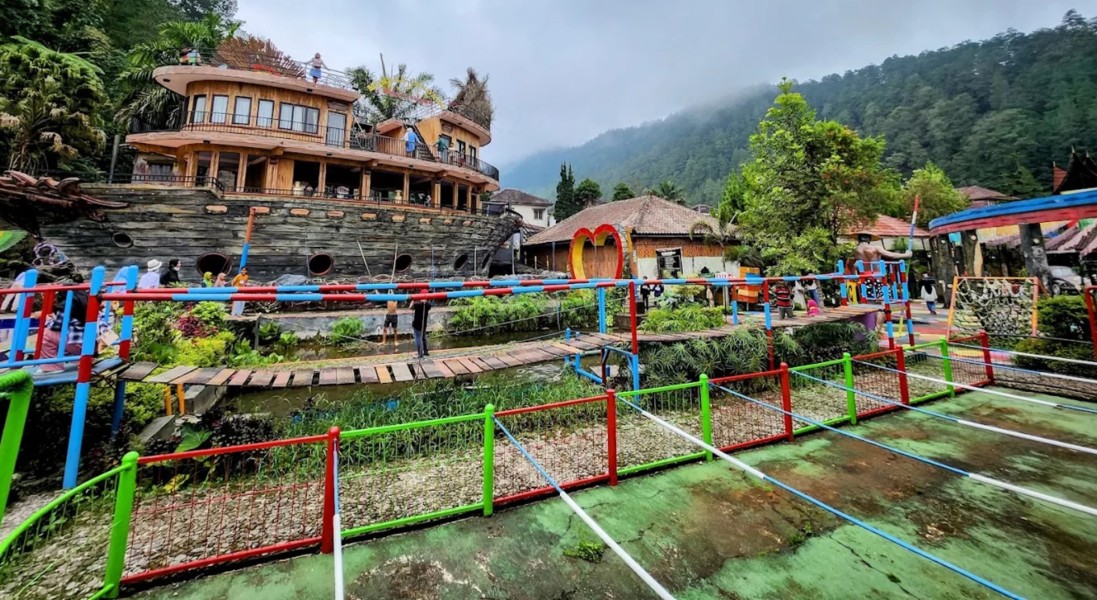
(210, 95), (229, 123)
(257, 100), (275, 128)
(233, 97), (252, 125)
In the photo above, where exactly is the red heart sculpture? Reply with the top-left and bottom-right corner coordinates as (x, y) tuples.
(570, 224), (624, 279)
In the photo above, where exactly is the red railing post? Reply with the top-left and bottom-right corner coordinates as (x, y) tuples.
(895, 348), (910, 405)
(1085, 287), (1097, 362)
(884, 303), (895, 350)
(33, 290), (55, 360)
(606, 390), (618, 486)
(779, 363), (794, 441)
(979, 330), (994, 385)
(321, 426), (340, 554)
(628, 281), (638, 355)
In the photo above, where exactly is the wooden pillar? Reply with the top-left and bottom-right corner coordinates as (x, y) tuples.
(401, 171), (410, 204)
(318, 162), (327, 195)
(466, 185), (473, 213)
(237, 155), (248, 192)
(360, 170), (371, 200)
(432, 179), (442, 209)
(452, 181), (459, 209)
(960, 229), (978, 277)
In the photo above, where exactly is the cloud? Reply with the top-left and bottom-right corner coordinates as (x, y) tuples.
(236, 0), (1081, 165)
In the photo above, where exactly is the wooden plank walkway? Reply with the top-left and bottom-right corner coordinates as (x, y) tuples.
(114, 305), (879, 389)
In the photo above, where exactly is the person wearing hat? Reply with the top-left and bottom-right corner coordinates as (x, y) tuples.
(138, 259), (163, 289)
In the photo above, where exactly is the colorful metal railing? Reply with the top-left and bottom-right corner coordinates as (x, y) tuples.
(0, 338), (1000, 598)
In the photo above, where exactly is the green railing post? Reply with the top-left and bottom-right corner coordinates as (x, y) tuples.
(103, 451), (139, 598)
(843, 353), (857, 425)
(939, 338), (955, 397)
(482, 404), (495, 517)
(699, 374), (713, 461)
(0, 370), (33, 526)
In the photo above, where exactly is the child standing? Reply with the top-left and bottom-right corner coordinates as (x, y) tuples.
(807, 297), (820, 317)
(773, 282), (793, 319)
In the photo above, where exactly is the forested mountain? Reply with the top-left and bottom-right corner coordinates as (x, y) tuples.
(502, 10), (1097, 204)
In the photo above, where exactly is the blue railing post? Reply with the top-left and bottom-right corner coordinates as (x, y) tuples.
(597, 287), (607, 334)
(63, 266), (105, 489)
(7, 269), (37, 366)
(630, 352), (640, 391)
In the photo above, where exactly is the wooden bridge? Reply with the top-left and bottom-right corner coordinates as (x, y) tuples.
(111, 305), (879, 388)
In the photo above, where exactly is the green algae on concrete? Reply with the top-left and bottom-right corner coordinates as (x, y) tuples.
(136, 389), (1097, 599)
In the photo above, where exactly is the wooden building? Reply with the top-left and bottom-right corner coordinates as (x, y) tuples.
(522, 195), (736, 278)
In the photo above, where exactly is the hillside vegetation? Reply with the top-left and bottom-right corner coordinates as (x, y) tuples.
(503, 10), (1097, 204)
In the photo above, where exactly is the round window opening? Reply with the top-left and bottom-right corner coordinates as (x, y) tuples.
(195, 253), (230, 276)
(308, 253), (334, 276)
(453, 253), (469, 271)
(112, 232), (134, 248)
(394, 254), (413, 272)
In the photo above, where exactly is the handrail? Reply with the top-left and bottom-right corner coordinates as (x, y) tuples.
(0, 463), (125, 553)
(132, 112), (501, 181)
(0, 370), (34, 525)
(161, 47), (356, 91)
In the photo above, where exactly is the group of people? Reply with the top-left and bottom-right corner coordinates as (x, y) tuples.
(772, 279), (822, 320)
(381, 298), (433, 358)
(138, 259), (250, 315)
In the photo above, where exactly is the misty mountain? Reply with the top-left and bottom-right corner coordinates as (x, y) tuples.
(501, 10), (1097, 205)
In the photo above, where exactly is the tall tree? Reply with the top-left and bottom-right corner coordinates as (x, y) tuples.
(1001, 162), (1045, 198)
(575, 178), (602, 207)
(117, 14), (240, 129)
(737, 80), (898, 274)
(647, 180), (684, 202)
(448, 67), (493, 130)
(611, 183), (634, 201)
(900, 163), (967, 227)
(554, 162), (580, 220)
(0, 38), (107, 172)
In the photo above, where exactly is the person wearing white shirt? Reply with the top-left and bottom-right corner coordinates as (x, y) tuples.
(138, 259), (163, 289)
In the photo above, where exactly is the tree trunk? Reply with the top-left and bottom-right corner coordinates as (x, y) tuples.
(1019, 223), (1050, 291)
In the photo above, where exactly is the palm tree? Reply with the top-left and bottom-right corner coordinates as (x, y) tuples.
(116, 14), (239, 130)
(348, 56), (444, 124)
(647, 180), (684, 203)
(448, 67), (493, 130)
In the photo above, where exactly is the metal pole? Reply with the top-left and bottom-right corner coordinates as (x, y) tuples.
(108, 134), (121, 182)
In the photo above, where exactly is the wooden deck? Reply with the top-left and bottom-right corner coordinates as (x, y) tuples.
(114, 305), (879, 388)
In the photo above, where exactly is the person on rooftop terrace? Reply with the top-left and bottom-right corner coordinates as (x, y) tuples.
(308, 53), (327, 83)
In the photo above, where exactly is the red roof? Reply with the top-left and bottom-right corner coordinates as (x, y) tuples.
(844, 214), (929, 238)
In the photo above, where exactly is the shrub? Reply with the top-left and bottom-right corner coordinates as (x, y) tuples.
(329, 317), (365, 344)
(189, 301), (227, 330)
(1035, 295), (1091, 341)
(639, 306), (725, 333)
(1014, 338), (1097, 378)
(793, 322), (877, 365)
(447, 294), (549, 335)
(257, 321), (282, 345)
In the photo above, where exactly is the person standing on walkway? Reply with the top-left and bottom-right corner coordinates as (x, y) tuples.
(773, 282), (794, 320)
(230, 267), (249, 316)
(307, 53), (327, 83)
(138, 259), (163, 289)
(381, 299), (399, 344)
(404, 128), (419, 158)
(411, 298), (431, 358)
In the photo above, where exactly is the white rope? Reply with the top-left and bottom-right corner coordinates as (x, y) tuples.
(950, 343), (1097, 368)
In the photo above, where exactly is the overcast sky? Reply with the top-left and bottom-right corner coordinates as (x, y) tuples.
(237, 1), (1082, 166)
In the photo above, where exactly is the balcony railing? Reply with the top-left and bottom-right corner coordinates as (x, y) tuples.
(105, 173), (509, 216)
(142, 112), (500, 181)
(163, 47), (356, 91)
